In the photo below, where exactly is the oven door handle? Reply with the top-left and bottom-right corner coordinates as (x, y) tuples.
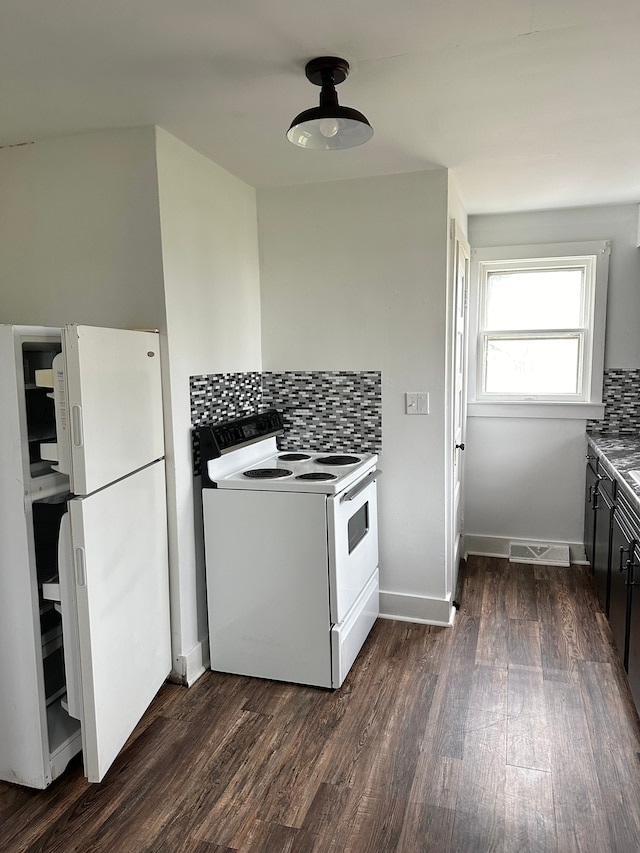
(341, 469), (382, 502)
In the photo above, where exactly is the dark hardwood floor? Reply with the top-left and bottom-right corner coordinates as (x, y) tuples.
(3, 556), (640, 852)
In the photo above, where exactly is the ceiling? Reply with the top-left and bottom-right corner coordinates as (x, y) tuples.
(2, 0), (640, 214)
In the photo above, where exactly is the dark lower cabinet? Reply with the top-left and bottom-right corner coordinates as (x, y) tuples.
(584, 451), (616, 613)
(593, 475), (616, 614)
(584, 448), (640, 713)
(609, 490), (640, 710)
(609, 508), (634, 664)
(594, 489), (614, 614)
(628, 553), (640, 710)
(584, 457), (598, 567)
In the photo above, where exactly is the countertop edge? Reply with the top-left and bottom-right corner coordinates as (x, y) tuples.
(586, 434), (640, 515)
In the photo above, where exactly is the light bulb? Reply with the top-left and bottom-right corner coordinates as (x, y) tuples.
(319, 118), (340, 138)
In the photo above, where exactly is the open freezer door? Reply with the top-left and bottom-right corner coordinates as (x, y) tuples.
(61, 325), (165, 496)
(66, 461), (170, 783)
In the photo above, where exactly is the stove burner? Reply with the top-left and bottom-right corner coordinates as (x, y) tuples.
(296, 472), (337, 481)
(242, 468), (292, 479)
(315, 455), (361, 466)
(279, 453), (312, 461)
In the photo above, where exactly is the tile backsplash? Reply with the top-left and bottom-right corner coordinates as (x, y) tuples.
(588, 368), (640, 435)
(190, 369), (382, 473)
(190, 372), (262, 428)
(262, 371), (382, 453)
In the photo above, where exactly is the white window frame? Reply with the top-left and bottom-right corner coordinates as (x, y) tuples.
(468, 240), (610, 419)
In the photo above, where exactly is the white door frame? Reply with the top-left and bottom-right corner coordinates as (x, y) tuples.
(445, 219), (470, 606)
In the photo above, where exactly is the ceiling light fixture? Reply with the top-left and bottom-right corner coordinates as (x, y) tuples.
(287, 56), (373, 150)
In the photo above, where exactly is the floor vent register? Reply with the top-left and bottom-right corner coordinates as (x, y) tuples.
(508, 542), (570, 567)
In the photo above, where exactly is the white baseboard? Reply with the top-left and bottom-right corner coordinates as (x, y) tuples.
(463, 534), (588, 566)
(379, 590), (456, 627)
(170, 638), (209, 687)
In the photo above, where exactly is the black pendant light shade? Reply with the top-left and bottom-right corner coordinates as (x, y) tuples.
(287, 57), (373, 150)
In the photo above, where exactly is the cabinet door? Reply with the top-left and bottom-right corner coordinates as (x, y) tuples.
(593, 488), (614, 614)
(584, 460), (598, 567)
(627, 544), (640, 709)
(609, 514), (633, 666)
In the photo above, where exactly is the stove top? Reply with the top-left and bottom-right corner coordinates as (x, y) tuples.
(199, 411), (377, 494)
(214, 447), (377, 494)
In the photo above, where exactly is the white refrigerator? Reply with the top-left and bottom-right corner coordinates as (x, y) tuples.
(0, 324), (171, 788)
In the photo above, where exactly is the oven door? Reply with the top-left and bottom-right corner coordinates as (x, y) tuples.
(327, 469), (380, 623)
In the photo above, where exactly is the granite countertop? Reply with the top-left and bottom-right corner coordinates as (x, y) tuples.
(587, 434), (640, 513)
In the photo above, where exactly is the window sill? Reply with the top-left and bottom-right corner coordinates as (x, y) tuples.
(468, 401), (605, 420)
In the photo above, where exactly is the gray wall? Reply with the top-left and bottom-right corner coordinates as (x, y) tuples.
(0, 127), (165, 329)
(464, 203), (640, 557)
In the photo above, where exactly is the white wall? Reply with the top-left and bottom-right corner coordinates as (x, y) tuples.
(155, 129), (262, 682)
(464, 203), (640, 557)
(447, 174), (469, 236)
(257, 170), (454, 620)
(0, 126), (263, 686)
(0, 127), (165, 328)
(464, 417), (587, 548)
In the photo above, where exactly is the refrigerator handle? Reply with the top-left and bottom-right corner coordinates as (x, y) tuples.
(71, 405), (84, 448)
(58, 512), (83, 722)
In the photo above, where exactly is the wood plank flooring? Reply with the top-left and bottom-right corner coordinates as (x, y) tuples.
(3, 556), (640, 852)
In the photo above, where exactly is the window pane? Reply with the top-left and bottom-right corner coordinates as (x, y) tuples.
(485, 337), (580, 395)
(486, 269), (583, 330)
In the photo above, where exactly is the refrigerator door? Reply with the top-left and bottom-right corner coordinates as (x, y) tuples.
(57, 512), (82, 721)
(60, 325), (164, 496)
(64, 461), (170, 783)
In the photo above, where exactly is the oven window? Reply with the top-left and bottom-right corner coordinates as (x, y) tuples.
(348, 502), (369, 553)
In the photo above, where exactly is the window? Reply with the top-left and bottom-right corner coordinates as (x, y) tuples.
(470, 241), (610, 418)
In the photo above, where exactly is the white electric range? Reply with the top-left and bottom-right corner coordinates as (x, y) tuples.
(199, 409), (381, 688)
